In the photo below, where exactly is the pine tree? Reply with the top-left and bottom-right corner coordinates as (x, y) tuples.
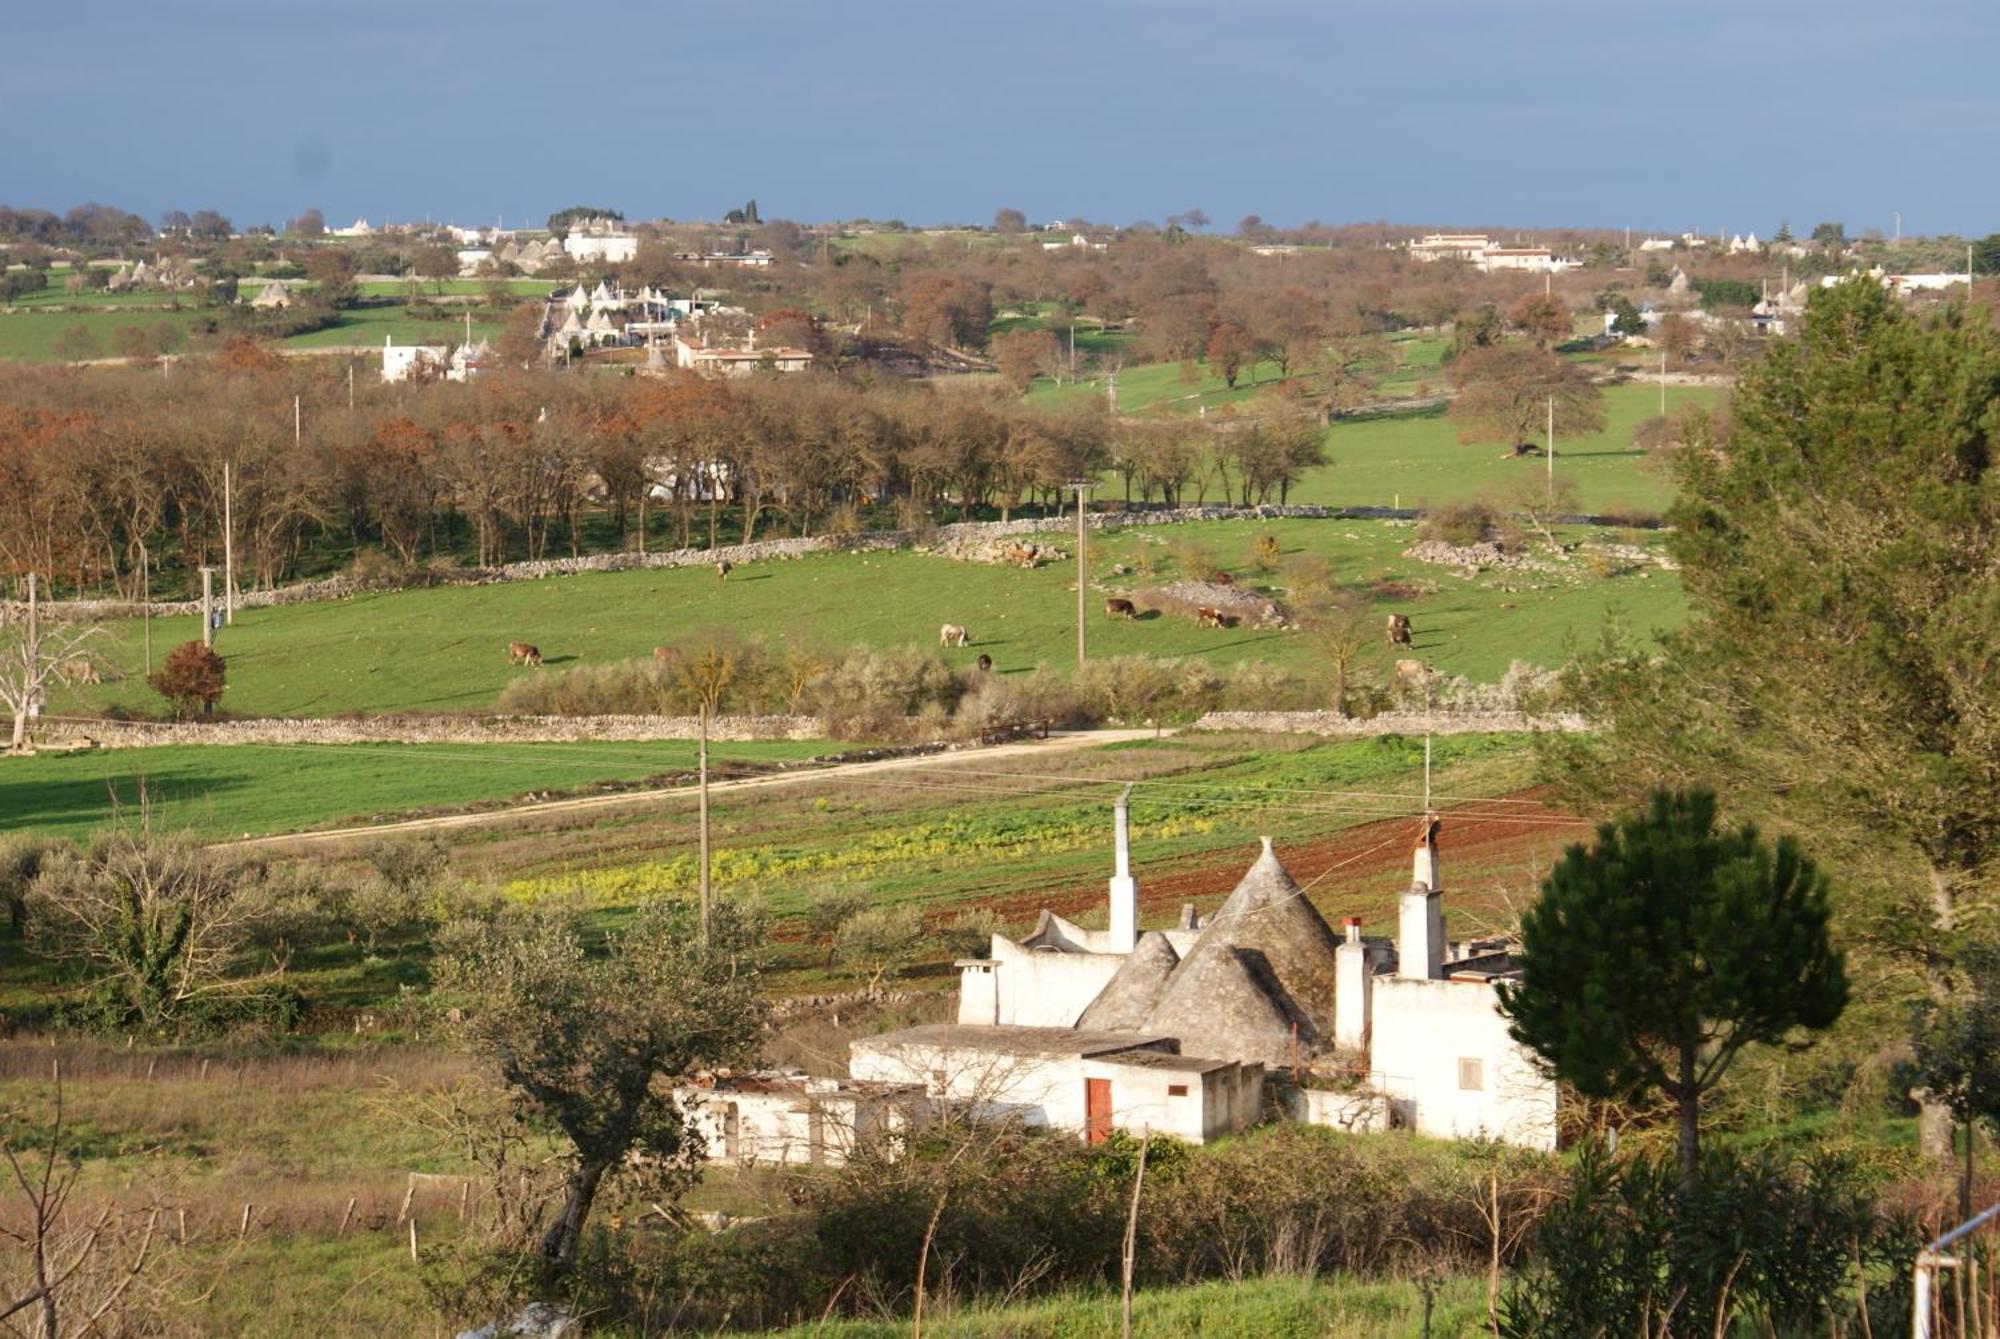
(1499, 789), (1848, 1189)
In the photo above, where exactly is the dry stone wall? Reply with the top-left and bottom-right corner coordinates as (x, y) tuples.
(53, 714), (822, 751)
(1190, 709), (1588, 736)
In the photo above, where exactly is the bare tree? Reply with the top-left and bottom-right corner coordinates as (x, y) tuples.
(2, 1071), (175, 1338)
(0, 588), (100, 753)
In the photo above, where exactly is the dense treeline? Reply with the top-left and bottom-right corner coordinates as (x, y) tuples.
(0, 353), (1336, 598)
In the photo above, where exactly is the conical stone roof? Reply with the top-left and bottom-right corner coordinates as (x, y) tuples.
(1139, 838), (1342, 1063)
(1076, 932), (1179, 1031)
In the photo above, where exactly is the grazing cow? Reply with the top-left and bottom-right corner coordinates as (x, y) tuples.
(716, 560), (734, 580)
(1213, 572), (1235, 586)
(652, 645), (681, 666)
(1394, 658), (1430, 684)
(1386, 613), (1413, 647)
(1104, 597), (1137, 619)
(54, 658), (101, 686)
(976, 653), (993, 673)
(939, 623), (970, 648)
(1196, 607), (1230, 629)
(507, 641), (542, 666)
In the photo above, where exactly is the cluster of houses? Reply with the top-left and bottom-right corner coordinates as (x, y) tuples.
(102, 257), (201, 292)
(678, 799), (1558, 1168)
(1406, 233), (1573, 274)
(536, 281), (814, 376)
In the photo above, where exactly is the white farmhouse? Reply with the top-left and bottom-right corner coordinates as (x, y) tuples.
(850, 794), (1557, 1151)
(380, 335), (447, 383)
(678, 1072), (928, 1168)
(563, 233), (639, 265)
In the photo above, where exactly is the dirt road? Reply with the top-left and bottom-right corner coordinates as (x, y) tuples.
(217, 729), (1157, 852)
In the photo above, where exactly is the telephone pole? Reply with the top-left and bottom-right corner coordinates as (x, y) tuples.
(223, 462), (236, 624)
(1070, 481), (1093, 667)
(200, 567), (216, 649)
(1546, 395), (1555, 500)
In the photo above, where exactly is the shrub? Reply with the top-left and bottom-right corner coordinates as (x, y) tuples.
(1250, 532), (1283, 572)
(812, 646), (961, 740)
(147, 640), (226, 717)
(1500, 1145), (1904, 1337)
(1417, 499), (1502, 547)
(834, 903), (924, 987)
(1167, 539), (1219, 581)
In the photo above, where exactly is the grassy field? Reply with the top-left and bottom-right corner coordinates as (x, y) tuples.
(1299, 380), (1710, 513)
(0, 308), (209, 360)
(54, 517), (1683, 719)
(0, 738), (838, 843)
(278, 303), (505, 349)
(783, 1274), (1494, 1338)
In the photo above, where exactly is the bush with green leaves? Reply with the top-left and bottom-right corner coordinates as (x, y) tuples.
(833, 903), (924, 987)
(1500, 1144), (1905, 1337)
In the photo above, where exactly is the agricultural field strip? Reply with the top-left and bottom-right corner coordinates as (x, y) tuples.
(214, 728), (1158, 849)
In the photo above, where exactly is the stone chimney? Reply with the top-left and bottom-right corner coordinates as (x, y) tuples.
(1398, 814), (1445, 980)
(1108, 785), (1138, 953)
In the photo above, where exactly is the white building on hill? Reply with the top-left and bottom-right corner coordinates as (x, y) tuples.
(381, 335), (447, 383)
(850, 795), (1558, 1151)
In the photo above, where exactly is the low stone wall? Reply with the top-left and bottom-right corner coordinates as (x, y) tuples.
(1190, 709), (1589, 736)
(50, 713), (824, 751)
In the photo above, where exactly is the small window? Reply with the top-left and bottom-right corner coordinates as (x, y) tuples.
(1458, 1058), (1485, 1092)
(1167, 1083), (1189, 1098)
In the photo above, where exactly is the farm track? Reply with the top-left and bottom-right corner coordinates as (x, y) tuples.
(214, 728), (1158, 851)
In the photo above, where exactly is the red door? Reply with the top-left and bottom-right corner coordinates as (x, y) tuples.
(1085, 1078), (1112, 1145)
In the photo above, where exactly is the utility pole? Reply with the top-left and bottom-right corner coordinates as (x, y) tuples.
(1546, 395), (1555, 500)
(1423, 735), (1432, 812)
(293, 395), (301, 447)
(1107, 371), (1117, 415)
(24, 573), (36, 728)
(223, 462), (236, 624)
(348, 362), (355, 411)
(1660, 353), (1668, 417)
(139, 542), (151, 672)
(199, 567), (215, 649)
(1071, 481), (1092, 667)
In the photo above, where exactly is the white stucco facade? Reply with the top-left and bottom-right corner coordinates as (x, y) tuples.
(1368, 974), (1557, 1149)
(679, 1074), (927, 1167)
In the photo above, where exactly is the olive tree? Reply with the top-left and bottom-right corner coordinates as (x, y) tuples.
(432, 897), (765, 1270)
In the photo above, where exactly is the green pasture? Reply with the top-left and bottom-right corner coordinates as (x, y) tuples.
(54, 517), (1682, 720)
(0, 309), (207, 361)
(353, 277), (550, 298)
(277, 303), (505, 349)
(0, 738), (836, 843)
(1298, 380), (1710, 514)
(1026, 332), (1450, 416)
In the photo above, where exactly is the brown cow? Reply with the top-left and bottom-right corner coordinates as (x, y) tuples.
(716, 560), (734, 580)
(1394, 658), (1430, 684)
(976, 653), (993, 673)
(507, 641), (542, 666)
(1104, 597), (1137, 618)
(1213, 572), (1235, 586)
(1386, 613), (1413, 646)
(652, 645), (682, 666)
(1196, 607), (1230, 629)
(54, 658), (101, 686)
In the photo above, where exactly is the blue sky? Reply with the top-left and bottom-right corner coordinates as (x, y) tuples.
(7, 1), (1997, 235)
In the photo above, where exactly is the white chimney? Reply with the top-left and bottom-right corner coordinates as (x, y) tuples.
(1399, 815), (1445, 980)
(1335, 916), (1373, 1049)
(1108, 785), (1138, 953)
